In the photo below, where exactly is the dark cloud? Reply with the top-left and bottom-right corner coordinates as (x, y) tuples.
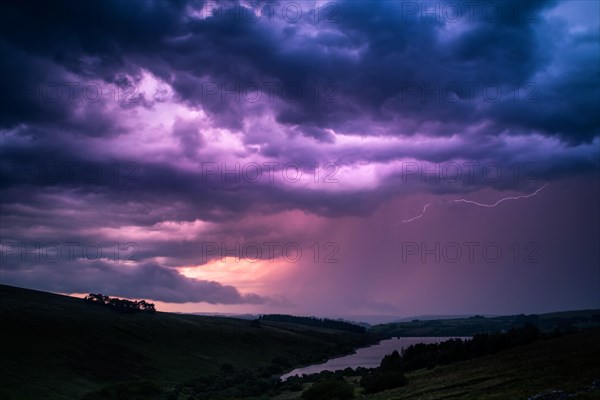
(172, 117), (205, 159)
(4, 0), (596, 143)
(1, 259), (268, 304)
(0, 0), (598, 312)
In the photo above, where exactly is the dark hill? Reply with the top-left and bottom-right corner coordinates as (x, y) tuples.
(0, 284), (374, 400)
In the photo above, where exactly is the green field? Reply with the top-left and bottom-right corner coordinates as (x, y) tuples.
(0, 284), (374, 400)
(363, 327), (600, 400)
(371, 311), (600, 337)
(2, 284), (599, 400)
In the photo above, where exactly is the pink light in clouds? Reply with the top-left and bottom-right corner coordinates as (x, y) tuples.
(178, 258), (294, 294)
(93, 219), (212, 242)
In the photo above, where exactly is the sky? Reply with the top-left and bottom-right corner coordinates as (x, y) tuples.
(1, 0), (599, 321)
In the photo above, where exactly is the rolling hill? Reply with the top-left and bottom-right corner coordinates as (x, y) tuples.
(0, 284), (374, 400)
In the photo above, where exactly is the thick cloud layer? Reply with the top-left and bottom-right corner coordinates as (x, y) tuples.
(0, 0), (598, 314)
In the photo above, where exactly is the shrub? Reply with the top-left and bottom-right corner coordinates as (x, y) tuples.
(301, 378), (354, 400)
(360, 370), (408, 394)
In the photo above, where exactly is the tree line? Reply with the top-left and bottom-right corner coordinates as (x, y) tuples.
(259, 314), (366, 333)
(358, 324), (570, 394)
(398, 324), (548, 371)
(84, 293), (156, 313)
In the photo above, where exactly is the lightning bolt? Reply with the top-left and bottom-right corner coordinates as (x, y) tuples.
(394, 184), (549, 225)
(394, 203), (431, 225)
(450, 183), (549, 208)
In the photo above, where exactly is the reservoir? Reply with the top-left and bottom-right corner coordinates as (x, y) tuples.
(281, 336), (470, 380)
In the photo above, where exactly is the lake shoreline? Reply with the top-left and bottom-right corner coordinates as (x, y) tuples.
(280, 336), (472, 380)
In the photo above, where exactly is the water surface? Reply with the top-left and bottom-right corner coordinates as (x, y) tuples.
(281, 336), (470, 379)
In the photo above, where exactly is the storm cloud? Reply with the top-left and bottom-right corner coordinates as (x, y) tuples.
(1, 0), (598, 315)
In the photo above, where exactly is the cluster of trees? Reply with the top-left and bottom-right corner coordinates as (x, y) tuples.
(84, 293), (156, 313)
(282, 361), (407, 395)
(513, 313), (539, 325)
(168, 363), (291, 399)
(301, 377), (354, 400)
(259, 314), (367, 333)
(360, 350), (408, 394)
(170, 363), (362, 399)
(399, 324), (546, 371)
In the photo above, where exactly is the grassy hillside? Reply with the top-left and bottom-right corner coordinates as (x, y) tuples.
(2, 284), (598, 400)
(364, 327), (600, 400)
(371, 310), (600, 337)
(270, 328), (600, 400)
(0, 284), (374, 400)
